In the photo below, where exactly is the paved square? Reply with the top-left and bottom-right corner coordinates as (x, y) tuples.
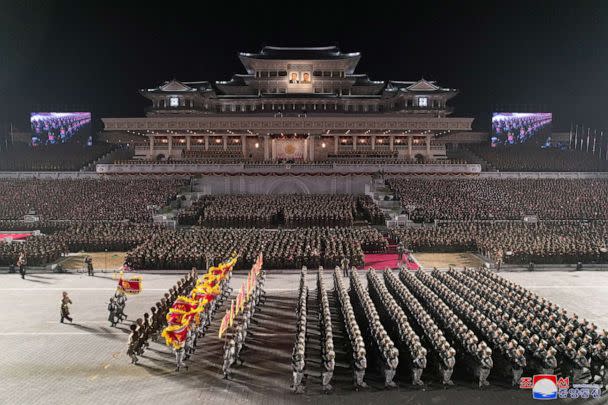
(0, 270), (606, 404)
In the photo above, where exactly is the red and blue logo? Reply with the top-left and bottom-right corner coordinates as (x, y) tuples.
(532, 375), (558, 400)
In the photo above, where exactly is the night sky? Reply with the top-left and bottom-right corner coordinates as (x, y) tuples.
(1, 1), (606, 132)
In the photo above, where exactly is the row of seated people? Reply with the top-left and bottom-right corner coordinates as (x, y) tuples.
(0, 178), (187, 221)
(0, 222), (163, 266)
(387, 178), (608, 221)
(391, 221), (608, 264)
(0, 143), (114, 171)
(182, 149), (242, 159)
(327, 157), (467, 165)
(178, 194), (384, 227)
(0, 224), (387, 268)
(111, 158), (467, 165)
(125, 226), (386, 270)
(433, 268), (608, 385)
(114, 159), (245, 165)
(470, 144), (608, 172)
(328, 150), (398, 159)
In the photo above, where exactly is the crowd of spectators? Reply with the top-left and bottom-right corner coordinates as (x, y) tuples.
(0, 143), (114, 171)
(0, 178), (187, 221)
(470, 145), (608, 172)
(387, 178), (608, 222)
(124, 226), (386, 270)
(176, 194), (384, 227)
(392, 221), (608, 264)
(2, 224), (387, 269)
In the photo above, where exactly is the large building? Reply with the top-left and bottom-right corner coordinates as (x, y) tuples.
(102, 46), (475, 163)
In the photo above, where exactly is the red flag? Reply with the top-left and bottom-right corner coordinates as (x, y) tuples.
(118, 277), (142, 295)
(162, 322), (189, 348)
(166, 310), (185, 326)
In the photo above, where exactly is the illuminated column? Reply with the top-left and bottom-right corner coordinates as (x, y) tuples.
(241, 135), (247, 157)
(223, 135), (227, 151)
(334, 135), (338, 154)
(389, 135), (394, 151)
(148, 136), (154, 157)
(303, 138), (308, 161)
(204, 135), (209, 151)
(408, 135), (413, 159)
(353, 135), (357, 151)
(264, 135), (270, 160)
(426, 134), (431, 157)
(371, 134), (376, 150)
(167, 136), (173, 155)
(186, 135), (191, 151)
(309, 135), (315, 161)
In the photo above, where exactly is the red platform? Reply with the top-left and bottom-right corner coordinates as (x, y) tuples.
(362, 252), (421, 271)
(0, 233), (32, 241)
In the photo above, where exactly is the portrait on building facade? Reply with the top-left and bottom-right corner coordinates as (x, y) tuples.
(289, 72), (299, 83)
(302, 72), (311, 83)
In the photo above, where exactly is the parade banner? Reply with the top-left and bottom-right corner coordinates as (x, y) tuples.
(215, 252), (264, 340)
(161, 322), (189, 349)
(218, 312), (230, 338)
(166, 309), (186, 326)
(229, 299), (235, 327)
(172, 296), (200, 312)
(235, 290), (242, 317)
(239, 285), (245, 313)
(117, 274), (142, 295)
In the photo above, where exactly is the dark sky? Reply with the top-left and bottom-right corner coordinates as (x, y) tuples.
(1, 0), (606, 131)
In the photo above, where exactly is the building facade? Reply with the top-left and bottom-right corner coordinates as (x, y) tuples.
(102, 46), (473, 162)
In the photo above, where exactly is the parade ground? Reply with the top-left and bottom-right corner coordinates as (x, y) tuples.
(1, 270), (607, 405)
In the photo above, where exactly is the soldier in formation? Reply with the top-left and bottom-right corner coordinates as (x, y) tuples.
(291, 267), (308, 393)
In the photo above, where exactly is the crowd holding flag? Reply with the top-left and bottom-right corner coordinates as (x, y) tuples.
(218, 252), (264, 339)
(161, 254), (238, 349)
(220, 252), (266, 380)
(117, 272), (143, 295)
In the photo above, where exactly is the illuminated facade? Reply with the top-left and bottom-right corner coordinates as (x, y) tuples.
(102, 46), (473, 161)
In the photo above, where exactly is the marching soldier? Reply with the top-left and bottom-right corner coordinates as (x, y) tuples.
(340, 257), (350, 278)
(85, 256), (94, 276)
(412, 346), (427, 386)
(511, 347), (527, 386)
(353, 348), (368, 390)
(479, 348), (493, 388)
(573, 347), (590, 384)
(396, 241), (405, 264)
(60, 291), (73, 323)
(127, 324), (139, 365)
(115, 291), (127, 322)
(590, 342), (606, 383)
(17, 252), (27, 279)
(107, 297), (118, 327)
(321, 350), (335, 393)
(440, 348), (456, 386)
(174, 343), (187, 372)
(542, 347), (558, 375)
(223, 339), (236, 379)
(292, 344), (305, 394)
